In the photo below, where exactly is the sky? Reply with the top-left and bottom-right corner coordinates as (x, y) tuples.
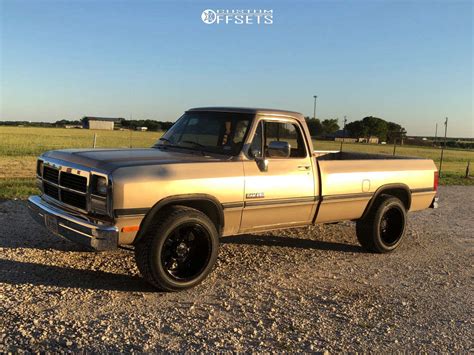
(1, 0), (472, 137)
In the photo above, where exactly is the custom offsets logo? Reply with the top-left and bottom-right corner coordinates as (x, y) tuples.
(201, 9), (273, 25)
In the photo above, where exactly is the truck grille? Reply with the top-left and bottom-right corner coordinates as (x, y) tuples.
(61, 189), (87, 210)
(60, 172), (87, 192)
(43, 183), (60, 200)
(40, 163), (90, 211)
(43, 166), (59, 184)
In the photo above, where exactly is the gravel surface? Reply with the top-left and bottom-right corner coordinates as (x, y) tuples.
(0, 186), (472, 352)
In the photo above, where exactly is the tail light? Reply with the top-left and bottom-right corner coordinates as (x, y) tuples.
(434, 171), (439, 191)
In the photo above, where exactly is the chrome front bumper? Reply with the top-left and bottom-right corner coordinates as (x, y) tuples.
(28, 195), (118, 251)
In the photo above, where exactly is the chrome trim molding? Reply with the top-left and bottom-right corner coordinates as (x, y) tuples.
(28, 195), (118, 251)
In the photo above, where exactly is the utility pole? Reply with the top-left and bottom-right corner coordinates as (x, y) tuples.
(340, 116), (347, 152)
(434, 123), (438, 146)
(439, 117), (448, 177)
(392, 128), (403, 156)
(313, 95), (317, 119)
(393, 134), (397, 156)
(129, 114), (133, 148)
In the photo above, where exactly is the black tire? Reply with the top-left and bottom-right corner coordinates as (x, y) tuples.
(356, 194), (407, 253)
(135, 206), (219, 291)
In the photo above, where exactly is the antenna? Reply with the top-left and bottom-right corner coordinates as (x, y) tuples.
(339, 116), (347, 152)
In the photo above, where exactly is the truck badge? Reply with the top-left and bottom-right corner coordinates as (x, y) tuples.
(246, 192), (264, 199)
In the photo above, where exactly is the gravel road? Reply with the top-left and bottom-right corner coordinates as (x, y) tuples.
(0, 186), (472, 352)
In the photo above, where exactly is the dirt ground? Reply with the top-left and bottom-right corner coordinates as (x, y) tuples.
(0, 186), (472, 352)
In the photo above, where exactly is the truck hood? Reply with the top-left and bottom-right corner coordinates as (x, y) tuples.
(41, 148), (226, 172)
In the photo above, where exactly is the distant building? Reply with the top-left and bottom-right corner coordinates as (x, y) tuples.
(334, 137), (357, 143)
(82, 117), (122, 130)
(357, 136), (379, 144)
(334, 136), (379, 144)
(136, 126), (148, 131)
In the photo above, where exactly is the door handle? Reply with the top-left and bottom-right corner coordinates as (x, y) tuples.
(297, 165), (311, 170)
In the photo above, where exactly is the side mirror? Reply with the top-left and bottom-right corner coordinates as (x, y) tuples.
(267, 141), (291, 158)
(248, 146), (262, 159)
(255, 157), (268, 172)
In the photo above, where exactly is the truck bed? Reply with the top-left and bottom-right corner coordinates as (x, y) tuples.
(313, 150), (437, 223)
(315, 151), (419, 160)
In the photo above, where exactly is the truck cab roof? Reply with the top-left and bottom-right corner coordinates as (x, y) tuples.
(187, 107), (305, 122)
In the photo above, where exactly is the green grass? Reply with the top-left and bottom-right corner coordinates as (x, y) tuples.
(0, 126), (473, 199)
(0, 178), (38, 200)
(0, 126), (163, 156)
(437, 172), (474, 186)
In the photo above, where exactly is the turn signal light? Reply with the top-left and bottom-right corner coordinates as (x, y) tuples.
(121, 226), (140, 233)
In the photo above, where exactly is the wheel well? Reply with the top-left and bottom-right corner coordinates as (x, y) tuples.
(380, 188), (410, 210)
(134, 196), (224, 245)
(170, 200), (222, 232)
(361, 185), (411, 219)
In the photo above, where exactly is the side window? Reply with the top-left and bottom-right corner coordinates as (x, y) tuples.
(264, 121), (307, 158)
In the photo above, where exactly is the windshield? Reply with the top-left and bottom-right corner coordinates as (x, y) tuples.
(154, 111), (253, 156)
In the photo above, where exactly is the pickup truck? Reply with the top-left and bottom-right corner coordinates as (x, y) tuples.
(28, 107), (439, 291)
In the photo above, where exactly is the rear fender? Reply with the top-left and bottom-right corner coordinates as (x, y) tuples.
(360, 183), (411, 220)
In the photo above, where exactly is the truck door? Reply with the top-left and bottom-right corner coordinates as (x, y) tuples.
(240, 118), (316, 232)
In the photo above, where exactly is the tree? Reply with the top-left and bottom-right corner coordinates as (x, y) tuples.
(304, 116), (323, 136)
(361, 116), (387, 140)
(119, 118), (174, 131)
(55, 119), (81, 127)
(346, 120), (368, 138)
(346, 116), (406, 142)
(321, 119), (339, 135)
(386, 122), (406, 143)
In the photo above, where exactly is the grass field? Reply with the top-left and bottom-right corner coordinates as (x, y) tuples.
(1, 126), (473, 199)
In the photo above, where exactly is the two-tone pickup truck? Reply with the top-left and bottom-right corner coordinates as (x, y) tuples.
(28, 107), (439, 291)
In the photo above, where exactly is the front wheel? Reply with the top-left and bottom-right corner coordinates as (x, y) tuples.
(356, 194), (407, 253)
(135, 206), (219, 291)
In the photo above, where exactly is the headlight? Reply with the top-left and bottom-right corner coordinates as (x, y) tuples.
(37, 160), (43, 177)
(92, 175), (108, 196)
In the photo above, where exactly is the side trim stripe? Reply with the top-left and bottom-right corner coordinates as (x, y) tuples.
(222, 196), (319, 209)
(222, 202), (244, 209)
(322, 192), (373, 201)
(245, 196), (318, 207)
(116, 189), (432, 216)
(115, 208), (150, 217)
(411, 188), (435, 193)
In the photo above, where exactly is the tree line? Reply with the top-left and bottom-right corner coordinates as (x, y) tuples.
(0, 119), (175, 131)
(305, 116), (407, 143)
(346, 116), (406, 143)
(304, 117), (340, 137)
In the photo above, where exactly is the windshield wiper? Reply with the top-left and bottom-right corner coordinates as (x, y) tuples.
(158, 137), (172, 144)
(178, 140), (207, 156)
(154, 137), (177, 149)
(180, 140), (205, 148)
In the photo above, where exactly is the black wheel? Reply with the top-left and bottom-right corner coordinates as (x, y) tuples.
(356, 194), (407, 253)
(135, 206), (219, 291)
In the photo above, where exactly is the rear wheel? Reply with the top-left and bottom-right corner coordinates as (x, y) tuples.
(135, 206), (219, 291)
(356, 194), (407, 253)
